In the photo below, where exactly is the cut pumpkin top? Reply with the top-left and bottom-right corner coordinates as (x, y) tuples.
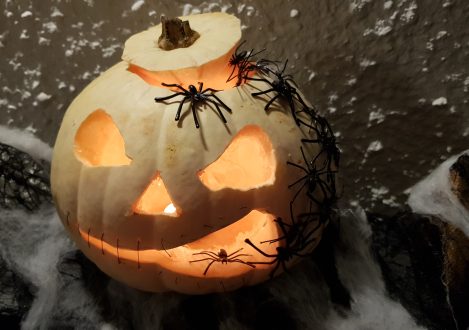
(122, 12), (241, 72)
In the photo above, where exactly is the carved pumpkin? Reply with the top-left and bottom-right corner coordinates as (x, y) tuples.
(51, 12), (338, 294)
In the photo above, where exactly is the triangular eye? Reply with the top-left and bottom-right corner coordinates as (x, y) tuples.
(132, 172), (179, 216)
(198, 125), (276, 191)
(74, 109), (132, 166)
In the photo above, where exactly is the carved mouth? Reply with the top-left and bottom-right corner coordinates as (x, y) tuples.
(78, 209), (282, 278)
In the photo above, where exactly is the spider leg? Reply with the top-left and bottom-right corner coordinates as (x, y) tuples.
(297, 118), (321, 134)
(244, 76), (273, 85)
(175, 96), (190, 121)
(244, 239), (276, 258)
(288, 98), (300, 126)
(191, 101), (200, 129)
(316, 178), (330, 198)
(261, 237), (282, 244)
(263, 94), (280, 112)
(292, 90), (308, 108)
(261, 219), (291, 244)
(286, 161), (309, 173)
(287, 174), (307, 189)
(302, 138), (320, 144)
(281, 59), (288, 74)
(226, 64), (238, 83)
(291, 180), (308, 205)
(203, 260), (217, 275)
(234, 40), (246, 54)
(230, 259), (256, 268)
(190, 257), (215, 263)
(192, 251), (220, 258)
(306, 190), (323, 206)
(274, 217), (293, 228)
(227, 248), (244, 257)
(310, 148), (326, 166)
(161, 83), (189, 93)
(249, 47), (266, 58)
(208, 94), (232, 112)
(198, 82), (204, 92)
(251, 88), (275, 97)
(228, 253), (251, 259)
(206, 100), (227, 124)
(201, 87), (221, 94)
(303, 220), (323, 243)
(155, 92), (186, 102)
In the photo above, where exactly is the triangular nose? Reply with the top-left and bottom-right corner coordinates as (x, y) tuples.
(132, 172), (179, 216)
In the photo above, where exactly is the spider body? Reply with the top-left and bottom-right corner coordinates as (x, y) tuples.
(288, 146), (337, 206)
(246, 60), (308, 126)
(190, 248), (255, 276)
(245, 238), (311, 278)
(227, 41), (265, 86)
(302, 116), (340, 181)
(261, 214), (319, 250)
(154, 82), (232, 128)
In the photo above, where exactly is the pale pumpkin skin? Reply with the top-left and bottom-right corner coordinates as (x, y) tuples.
(51, 13), (327, 294)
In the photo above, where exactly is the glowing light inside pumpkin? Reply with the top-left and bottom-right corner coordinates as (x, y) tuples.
(74, 109), (132, 167)
(132, 172), (178, 216)
(77, 210), (292, 280)
(127, 46), (243, 91)
(198, 125), (276, 191)
(164, 203), (176, 214)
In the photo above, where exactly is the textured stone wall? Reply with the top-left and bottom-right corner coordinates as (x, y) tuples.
(1, 0), (468, 211)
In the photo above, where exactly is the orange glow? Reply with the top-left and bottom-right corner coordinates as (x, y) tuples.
(132, 172), (178, 216)
(74, 109), (132, 167)
(198, 125), (276, 191)
(128, 64), (240, 91)
(77, 210), (282, 278)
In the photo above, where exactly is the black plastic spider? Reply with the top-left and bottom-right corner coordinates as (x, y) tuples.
(288, 146), (337, 206)
(189, 248), (255, 276)
(260, 211), (321, 252)
(302, 116), (341, 180)
(296, 105), (324, 135)
(245, 238), (311, 279)
(154, 82), (232, 128)
(245, 60), (308, 126)
(306, 194), (338, 228)
(227, 40), (265, 86)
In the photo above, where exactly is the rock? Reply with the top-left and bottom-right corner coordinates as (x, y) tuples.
(0, 255), (35, 329)
(441, 223), (469, 330)
(443, 153), (469, 330)
(449, 153), (469, 210)
(368, 210), (458, 330)
(0, 143), (51, 211)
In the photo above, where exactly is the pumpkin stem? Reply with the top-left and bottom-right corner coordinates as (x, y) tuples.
(158, 15), (200, 51)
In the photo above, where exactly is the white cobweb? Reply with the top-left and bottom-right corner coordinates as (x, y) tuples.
(0, 126), (423, 329)
(408, 150), (469, 238)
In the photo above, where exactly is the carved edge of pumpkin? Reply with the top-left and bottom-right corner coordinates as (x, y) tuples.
(61, 209), (306, 292)
(122, 12), (241, 72)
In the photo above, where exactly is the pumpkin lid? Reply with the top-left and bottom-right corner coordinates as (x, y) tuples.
(122, 12), (241, 72)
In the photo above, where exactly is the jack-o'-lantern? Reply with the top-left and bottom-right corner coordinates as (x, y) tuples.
(51, 12), (339, 294)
